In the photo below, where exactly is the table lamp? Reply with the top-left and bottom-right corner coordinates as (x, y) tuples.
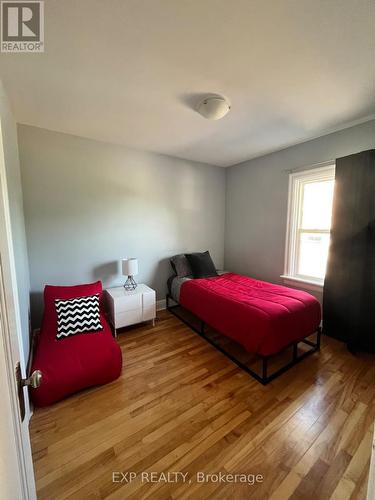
(122, 258), (138, 291)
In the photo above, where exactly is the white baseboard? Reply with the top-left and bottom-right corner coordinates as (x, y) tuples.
(156, 299), (166, 311)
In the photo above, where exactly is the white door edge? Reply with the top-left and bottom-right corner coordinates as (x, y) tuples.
(0, 111), (36, 498)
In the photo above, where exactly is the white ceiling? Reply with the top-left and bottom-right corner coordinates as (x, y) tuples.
(1, 0), (375, 167)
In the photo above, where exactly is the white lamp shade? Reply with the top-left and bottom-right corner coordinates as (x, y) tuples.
(122, 258), (138, 276)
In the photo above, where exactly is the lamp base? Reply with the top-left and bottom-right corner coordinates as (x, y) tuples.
(124, 275), (137, 291)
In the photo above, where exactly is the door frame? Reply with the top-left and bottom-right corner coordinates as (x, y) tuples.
(0, 115), (36, 498)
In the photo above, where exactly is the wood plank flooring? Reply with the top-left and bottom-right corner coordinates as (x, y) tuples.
(30, 310), (375, 499)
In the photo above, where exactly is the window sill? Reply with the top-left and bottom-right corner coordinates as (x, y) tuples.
(280, 275), (323, 293)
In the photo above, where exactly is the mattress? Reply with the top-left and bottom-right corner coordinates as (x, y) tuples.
(178, 272), (321, 356)
(168, 271), (228, 303)
(168, 275), (192, 303)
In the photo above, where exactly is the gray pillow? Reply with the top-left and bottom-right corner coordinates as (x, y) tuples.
(170, 254), (192, 277)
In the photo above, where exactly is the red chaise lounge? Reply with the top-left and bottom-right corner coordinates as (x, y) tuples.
(31, 281), (122, 407)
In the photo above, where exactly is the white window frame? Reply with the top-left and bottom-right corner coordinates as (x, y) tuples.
(282, 163), (335, 289)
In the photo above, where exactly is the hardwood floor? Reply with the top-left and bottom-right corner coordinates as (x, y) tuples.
(30, 311), (375, 500)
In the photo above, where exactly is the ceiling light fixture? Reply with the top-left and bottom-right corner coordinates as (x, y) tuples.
(197, 95), (230, 120)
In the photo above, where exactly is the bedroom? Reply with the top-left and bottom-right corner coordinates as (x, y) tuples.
(0, 1), (374, 499)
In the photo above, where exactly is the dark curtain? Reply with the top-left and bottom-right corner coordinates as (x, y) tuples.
(323, 150), (375, 353)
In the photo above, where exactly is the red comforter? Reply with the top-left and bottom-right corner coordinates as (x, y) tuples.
(179, 273), (321, 356)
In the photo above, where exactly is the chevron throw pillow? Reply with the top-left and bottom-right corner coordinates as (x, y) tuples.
(55, 293), (103, 339)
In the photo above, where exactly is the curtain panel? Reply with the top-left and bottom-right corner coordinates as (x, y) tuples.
(323, 150), (375, 353)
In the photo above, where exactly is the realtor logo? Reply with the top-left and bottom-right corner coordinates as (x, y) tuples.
(1, 1), (44, 52)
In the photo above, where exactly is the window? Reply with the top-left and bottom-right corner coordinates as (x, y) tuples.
(284, 164), (335, 286)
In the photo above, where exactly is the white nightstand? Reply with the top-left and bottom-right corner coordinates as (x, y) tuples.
(105, 284), (156, 336)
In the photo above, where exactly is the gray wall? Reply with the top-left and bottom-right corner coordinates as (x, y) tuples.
(0, 82), (31, 363)
(18, 117), (375, 328)
(18, 125), (226, 327)
(225, 119), (375, 292)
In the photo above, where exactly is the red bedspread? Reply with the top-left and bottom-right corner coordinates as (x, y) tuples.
(179, 273), (321, 356)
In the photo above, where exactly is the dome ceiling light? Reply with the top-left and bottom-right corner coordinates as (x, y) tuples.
(196, 95), (231, 120)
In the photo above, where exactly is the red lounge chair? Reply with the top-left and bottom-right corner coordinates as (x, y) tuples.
(30, 281), (122, 407)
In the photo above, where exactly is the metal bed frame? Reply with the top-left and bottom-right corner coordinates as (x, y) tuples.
(166, 293), (321, 385)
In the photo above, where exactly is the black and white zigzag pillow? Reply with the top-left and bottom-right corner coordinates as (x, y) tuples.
(55, 294), (103, 339)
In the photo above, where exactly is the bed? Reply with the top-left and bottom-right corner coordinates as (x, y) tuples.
(167, 271), (321, 384)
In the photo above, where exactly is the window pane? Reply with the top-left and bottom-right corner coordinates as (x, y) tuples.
(301, 180), (334, 230)
(297, 232), (330, 279)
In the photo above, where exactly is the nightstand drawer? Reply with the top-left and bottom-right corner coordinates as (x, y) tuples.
(115, 309), (142, 328)
(106, 284), (156, 335)
(114, 294), (142, 314)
